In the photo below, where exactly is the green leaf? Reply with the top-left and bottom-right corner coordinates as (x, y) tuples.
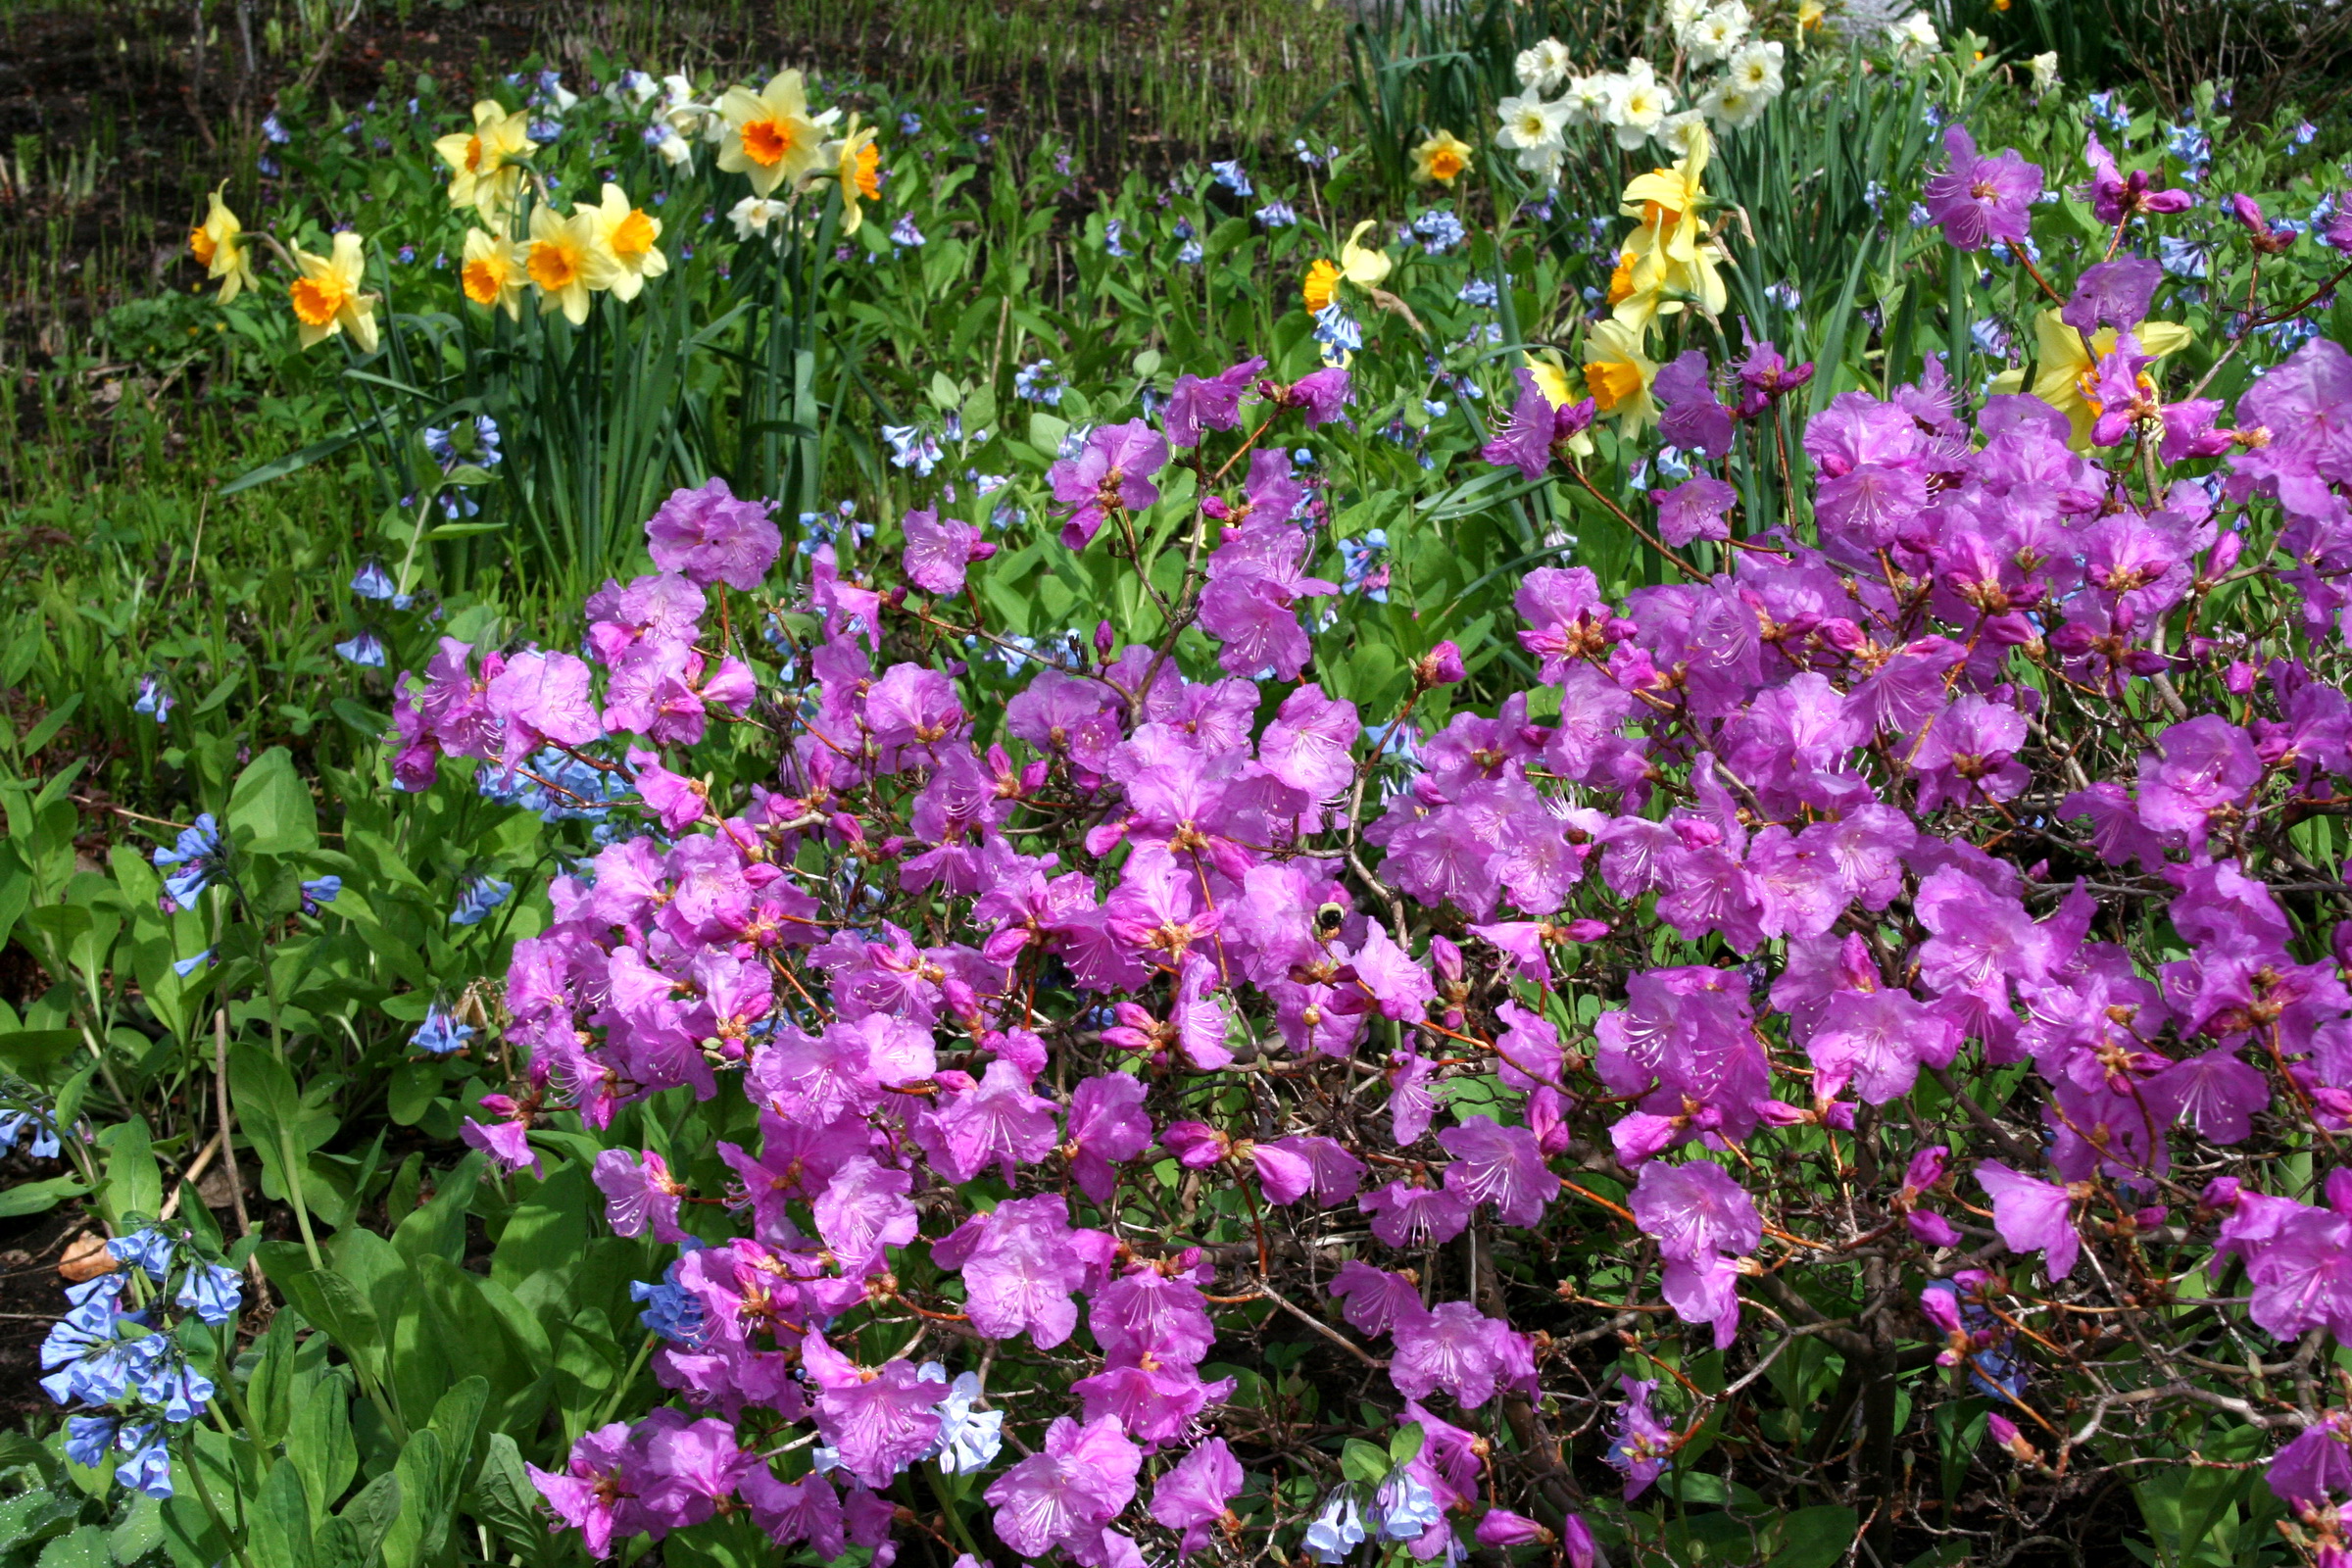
(34, 1524), (112, 1568)
(0, 1175), (89, 1219)
(385, 1064), (438, 1128)
(490, 1160), (589, 1298)
(257, 1243), (386, 1387)
(333, 1473), (402, 1568)
(1340, 1438), (1389, 1486)
(252, 1456), (317, 1568)
(289, 1378), (359, 1522)
(469, 1434), (549, 1564)
(0, 1028), (82, 1088)
(101, 1116), (162, 1227)
(377, 1431), (449, 1568)
(227, 748), (318, 857)
(1388, 1422), (1424, 1469)
(1767, 1505), (1860, 1568)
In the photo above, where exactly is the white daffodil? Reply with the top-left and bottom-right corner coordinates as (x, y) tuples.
(1725, 40), (1786, 99)
(1496, 92), (1573, 171)
(1681, 1), (1750, 65)
(1607, 71), (1676, 150)
(1886, 13), (1939, 67)
(1513, 37), (1574, 93)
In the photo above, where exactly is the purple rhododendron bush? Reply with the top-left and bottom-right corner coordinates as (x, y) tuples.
(31, 104), (2352, 1568)
(358, 129), (2352, 1568)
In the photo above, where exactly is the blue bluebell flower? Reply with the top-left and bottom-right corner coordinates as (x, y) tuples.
(1209, 159), (1253, 197)
(171, 951), (213, 978)
(448, 873), (513, 928)
(0, 1106), (61, 1159)
(335, 632), (387, 667)
(1457, 277), (1497, 308)
(65, 1414), (119, 1469)
(1372, 1470), (1442, 1540)
(412, 1004), (475, 1056)
(115, 1425), (172, 1499)
(1255, 200), (1298, 228)
(1304, 1493), (1366, 1563)
(1103, 219), (1130, 257)
(152, 815), (221, 912)
(1411, 208), (1464, 254)
(632, 1263), (710, 1346)
(107, 1230), (174, 1281)
(1013, 360), (1063, 405)
(890, 213), (925, 248)
(133, 676), (173, 725)
(173, 1262), (244, 1326)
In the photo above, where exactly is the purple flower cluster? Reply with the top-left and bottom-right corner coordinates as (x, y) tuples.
(377, 142), (2352, 1563)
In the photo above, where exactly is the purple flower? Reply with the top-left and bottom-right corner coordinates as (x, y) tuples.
(1630, 1159), (1761, 1263)
(934, 1193), (1098, 1348)
(1654, 351), (1734, 458)
(2084, 132), (2192, 223)
(1976, 1160), (2082, 1279)
(1166, 357), (1265, 447)
(1436, 1117), (1560, 1227)
(983, 1414), (1142, 1557)
(1604, 1376), (1674, 1499)
(2268, 1411), (2352, 1512)
(2061, 258), (2162, 335)
(1390, 1299), (1519, 1409)
(1067, 1072), (1153, 1203)
(1922, 126), (2043, 251)
(2136, 714), (2263, 839)
(1050, 420), (1169, 549)
(801, 1330), (948, 1487)
(645, 477), (782, 591)
(1651, 475), (1736, 547)
(1151, 1438), (1243, 1555)
(1479, 369), (1593, 479)
(902, 509), (995, 595)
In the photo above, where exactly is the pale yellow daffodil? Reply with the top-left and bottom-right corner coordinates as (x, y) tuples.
(433, 101), (537, 220)
(1525, 349), (1576, 409)
(287, 232), (377, 353)
(581, 184), (668, 302)
(188, 184), (256, 304)
(527, 205), (599, 325)
(1340, 220), (1393, 288)
(1991, 309), (2194, 447)
(1411, 128), (1474, 184)
(820, 116), (881, 236)
(1583, 318), (1658, 434)
(461, 225), (528, 319)
(717, 71), (825, 196)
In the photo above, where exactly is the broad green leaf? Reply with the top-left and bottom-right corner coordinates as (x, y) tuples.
(101, 1116), (162, 1227)
(227, 747), (318, 857)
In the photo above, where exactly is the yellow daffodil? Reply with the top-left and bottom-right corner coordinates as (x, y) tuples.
(1795, 0), (1824, 47)
(188, 183), (257, 303)
(1614, 124), (1728, 327)
(1411, 128), (1474, 184)
(287, 232), (377, 353)
(822, 116), (881, 235)
(716, 71), (825, 196)
(1991, 309), (2194, 447)
(461, 225), (527, 319)
(581, 183), (668, 302)
(1303, 258), (1342, 314)
(526, 205), (599, 325)
(1582, 318), (1657, 433)
(433, 101), (537, 220)
(1340, 220), (1393, 287)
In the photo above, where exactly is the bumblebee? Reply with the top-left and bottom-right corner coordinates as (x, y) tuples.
(1315, 902), (1347, 935)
